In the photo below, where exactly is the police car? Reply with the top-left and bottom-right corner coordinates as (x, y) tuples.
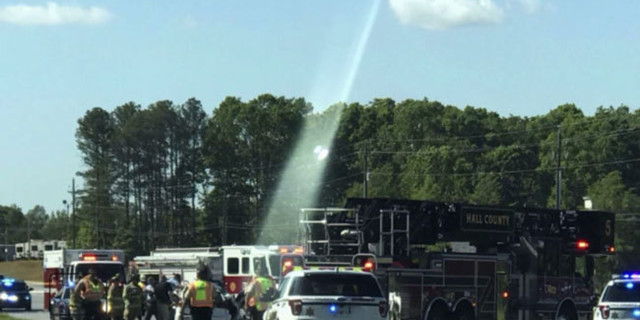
(594, 272), (640, 320)
(0, 277), (32, 311)
(263, 268), (388, 320)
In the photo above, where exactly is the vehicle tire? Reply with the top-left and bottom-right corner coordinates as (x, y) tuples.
(556, 307), (576, 320)
(427, 305), (447, 320)
(26, 303), (32, 311)
(454, 306), (475, 320)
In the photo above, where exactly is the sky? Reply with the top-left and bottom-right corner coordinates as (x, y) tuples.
(0, 0), (638, 214)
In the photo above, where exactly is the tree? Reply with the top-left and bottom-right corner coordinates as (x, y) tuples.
(588, 171), (640, 287)
(25, 205), (48, 239)
(76, 107), (115, 248)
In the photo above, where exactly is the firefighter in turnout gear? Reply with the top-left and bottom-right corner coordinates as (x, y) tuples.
(69, 274), (85, 320)
(184, 268), (215, 320)
(75, 268), (105, 320)
(108, 274), (125, 320)
(245, 259), (275, 320)
(123, 274), (144, 320)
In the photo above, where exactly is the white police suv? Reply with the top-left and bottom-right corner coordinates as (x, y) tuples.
(263, 268), (388, 320)
(594, 272), (640, 320)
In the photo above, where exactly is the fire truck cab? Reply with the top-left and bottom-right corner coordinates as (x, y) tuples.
(298, 198), (615, 320)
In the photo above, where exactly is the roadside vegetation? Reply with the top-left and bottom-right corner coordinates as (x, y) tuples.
(0, 260), (43, 282)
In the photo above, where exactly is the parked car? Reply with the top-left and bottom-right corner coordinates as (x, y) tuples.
(0, 278), (32, 311)
(262, 269), (388, 320)
(593, 272), (640, 320)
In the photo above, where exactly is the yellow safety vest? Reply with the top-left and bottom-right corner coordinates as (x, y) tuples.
(189, 280), (214, 308)
(82, 277), (104, 302)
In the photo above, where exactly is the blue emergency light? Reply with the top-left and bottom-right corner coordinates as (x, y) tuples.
(1, 278), (15, 287)
(329, 304), (338, 314)
(627, 282), (635, 289)
(633, 309), (640, 318)
(622, 272), (640, 279)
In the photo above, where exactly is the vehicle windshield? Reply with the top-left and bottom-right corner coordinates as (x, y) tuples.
(75, 264), (125, 283)
(1, 281), (28, 292)
(602, 283), (640, 302)
(269, 255), (281, 278)
(289, 273), (383, 297)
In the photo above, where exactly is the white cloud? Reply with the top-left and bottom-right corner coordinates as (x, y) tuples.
(0, 2), (111, 25)
(389, 0), (504, 30)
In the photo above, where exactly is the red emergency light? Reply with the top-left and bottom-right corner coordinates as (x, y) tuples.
(576, 240), (589, 250)
(282, 259), (294, 276)
(363, 259), (375, 272)
(608, 246), (616, 253)
(82, 254), (97, 261)
(501, 290), (509, 299)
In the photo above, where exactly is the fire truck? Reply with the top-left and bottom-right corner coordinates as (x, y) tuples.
(292, 198), (615, 320)
(43, 249), (125, 310)
(133, 245), (300, 295)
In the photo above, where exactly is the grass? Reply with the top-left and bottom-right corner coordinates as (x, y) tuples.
(0, 260), (43, 282)
(0, 314), (20, 320)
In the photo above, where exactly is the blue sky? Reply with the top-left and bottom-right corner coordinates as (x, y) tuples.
(0, 0), (638, 214)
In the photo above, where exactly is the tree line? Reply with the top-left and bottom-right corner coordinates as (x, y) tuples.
(6, 94), (640, 272)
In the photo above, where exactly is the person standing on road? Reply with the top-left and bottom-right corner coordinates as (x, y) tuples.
(143, 277), (157, 320)
(245, 260), (275, 320)
(75, 268), (105, 320)
(168, 274), (182, 319)
(154, 275), (173, 320)
(123, 274), (144, 320)
(69, 274), (85, 320)
(108, 274), (125, 320)
(184, 268), (215, 320)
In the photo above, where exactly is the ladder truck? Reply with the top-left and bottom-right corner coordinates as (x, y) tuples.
(295, 198), (615, 320)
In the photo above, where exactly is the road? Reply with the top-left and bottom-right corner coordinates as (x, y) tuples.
(3, 282), (49, 320)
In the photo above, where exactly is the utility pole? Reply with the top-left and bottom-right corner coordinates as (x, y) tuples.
(363, 141), (368, 198)
(68, 178), (76, 248)
(222, 195), (228, 245)
(556, 126), (562, 209)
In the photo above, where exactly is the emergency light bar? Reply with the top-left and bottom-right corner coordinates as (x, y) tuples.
(622, 272), (640, 280)
(82, 254), (97, 261)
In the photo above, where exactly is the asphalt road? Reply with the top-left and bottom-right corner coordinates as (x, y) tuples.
(3, 282), (49, 320)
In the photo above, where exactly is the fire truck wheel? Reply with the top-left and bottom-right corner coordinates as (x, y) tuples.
(454, 306), (475, 320)
(426, 304), (447, 320)
(556, 306), (577, 320)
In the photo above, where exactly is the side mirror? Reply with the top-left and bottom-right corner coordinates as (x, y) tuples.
(29, 287), (34, 291)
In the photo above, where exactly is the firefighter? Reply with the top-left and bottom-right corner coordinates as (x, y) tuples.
(184, 268), (215, 320)
(69, 274), (85, 320)
(123, 274), (144, 320)
(107, 274), (125, 320)
(75, 268), (104, 320)
(245, 259), (275, 320)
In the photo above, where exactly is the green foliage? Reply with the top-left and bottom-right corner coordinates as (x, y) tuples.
(64, 93), (639, 286)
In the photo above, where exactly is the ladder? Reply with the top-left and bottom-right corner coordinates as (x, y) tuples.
(378, 207), (410, 257)
(299, 208), (363, 256)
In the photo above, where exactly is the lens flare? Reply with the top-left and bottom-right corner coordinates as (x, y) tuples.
(258, 0), (381, 244)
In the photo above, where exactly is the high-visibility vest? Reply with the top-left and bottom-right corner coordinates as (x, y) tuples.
(82, 277), (104, 302)
(123, 283), (143, 311)
(108, 284), (124, 314)
(189, 280), (214, 308)
(69, 288), (83, 310)
(253, 277), (274, 311)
